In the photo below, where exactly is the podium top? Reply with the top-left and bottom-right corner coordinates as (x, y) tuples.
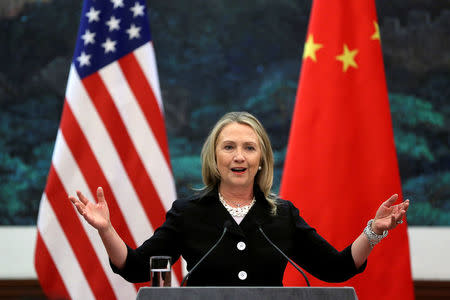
(137, 287), (358, 300)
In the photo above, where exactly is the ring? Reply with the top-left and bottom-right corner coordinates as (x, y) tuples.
(396, 220), (403, 224)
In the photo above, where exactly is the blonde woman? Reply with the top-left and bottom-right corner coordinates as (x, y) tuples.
(70, 111), (409, 286)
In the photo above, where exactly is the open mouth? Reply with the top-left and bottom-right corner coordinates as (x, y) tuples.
(231, 167), (247, 174)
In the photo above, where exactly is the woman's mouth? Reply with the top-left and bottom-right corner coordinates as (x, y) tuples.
(231, 167), (247, 174)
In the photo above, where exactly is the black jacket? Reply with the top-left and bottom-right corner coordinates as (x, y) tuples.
(111, 186), (366, 286)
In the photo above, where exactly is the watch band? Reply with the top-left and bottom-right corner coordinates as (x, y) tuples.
(363, 219), (388, 248)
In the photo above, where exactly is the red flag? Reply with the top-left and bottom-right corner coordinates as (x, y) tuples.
(34, 1), (180, 299)
(280, 1), (414, 299)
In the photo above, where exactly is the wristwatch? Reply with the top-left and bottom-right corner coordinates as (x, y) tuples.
(363, 219), (388, 248)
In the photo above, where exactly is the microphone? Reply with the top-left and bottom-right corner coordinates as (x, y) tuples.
(180, 220), (232, 286)
(257, 225), (310, 286)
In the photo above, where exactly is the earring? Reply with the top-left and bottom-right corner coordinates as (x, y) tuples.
(258, 166), (262, 170)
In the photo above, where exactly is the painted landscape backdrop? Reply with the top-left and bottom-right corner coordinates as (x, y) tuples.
(0, 0), (448, 225)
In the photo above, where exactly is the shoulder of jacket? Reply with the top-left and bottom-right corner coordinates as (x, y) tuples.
(171, 192), (210, 209)
(275, 197), (293, 207)
(273, 198), (300, 215)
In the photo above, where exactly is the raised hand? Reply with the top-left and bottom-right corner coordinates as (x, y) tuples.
(372, 194), (409, 234)
(69, 187), (128, 268)
(69, 187), (111, 232)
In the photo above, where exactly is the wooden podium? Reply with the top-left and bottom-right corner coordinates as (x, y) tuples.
(136, 287), (358, 300)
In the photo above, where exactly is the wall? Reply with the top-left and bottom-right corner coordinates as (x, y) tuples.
(1, 226), (449, 280)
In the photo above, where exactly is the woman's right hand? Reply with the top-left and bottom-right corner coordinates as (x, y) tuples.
(69, 187), (111, 232)
(69, 187), (128, 269)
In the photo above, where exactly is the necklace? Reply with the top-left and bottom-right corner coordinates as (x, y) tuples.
(219, 192), (256, 217)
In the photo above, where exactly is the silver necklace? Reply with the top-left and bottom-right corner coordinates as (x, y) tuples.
(219, 192), (256, 217)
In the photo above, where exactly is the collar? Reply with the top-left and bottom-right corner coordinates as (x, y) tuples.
(198, 185), (274, 238)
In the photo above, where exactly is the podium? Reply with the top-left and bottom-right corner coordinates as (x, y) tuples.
(136, 287), (358, 300)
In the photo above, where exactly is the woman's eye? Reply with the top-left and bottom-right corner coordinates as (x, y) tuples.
(224, 145), (233, 150)
(247, 146), (255, 151)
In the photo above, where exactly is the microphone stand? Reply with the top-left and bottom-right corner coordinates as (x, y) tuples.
(258, 226), (310, 286)
(180, 223), (230, 286)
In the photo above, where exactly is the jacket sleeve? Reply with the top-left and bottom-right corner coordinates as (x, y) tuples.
(109, 199), (185, 283)
(289, 202), (367, 282)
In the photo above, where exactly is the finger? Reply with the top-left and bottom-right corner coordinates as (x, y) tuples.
(69, 196), (86, 216)
(76, 191), (90, 205)
(97, 187), (106, 204)
(68, 195), (79, 205)
(381, 215), (396, 230)
(402, 199), (410, 210)
(73, 201), (86, 216)
(69, 195), (87, 214)
(394, 207), (408, 222)
(390, 214), (397, 228)
(395, 202), (408, 215)
(392, 203), (400, 214)
(400, 204), (409, 212)
(403, 203), (409, 213)
(383, 194), (398, 207)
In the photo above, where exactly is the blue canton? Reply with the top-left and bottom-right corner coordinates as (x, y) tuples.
(73, 0), (151, 79)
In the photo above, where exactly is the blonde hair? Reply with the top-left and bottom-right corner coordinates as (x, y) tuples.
(200, 111), (277, 214)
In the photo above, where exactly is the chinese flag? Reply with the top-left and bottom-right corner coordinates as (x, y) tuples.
(280, 1), (414, 299)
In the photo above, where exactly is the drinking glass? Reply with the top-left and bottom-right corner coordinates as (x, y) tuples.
(149, 256), (171, 287)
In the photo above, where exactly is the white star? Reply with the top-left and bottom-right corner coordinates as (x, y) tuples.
(77, 51), (91, 67)
(130, 2), (145, 17)
(126, 24), (141, 39)
(81, 29), (96, 45)
(102, 38), (117, 53)
(86, 7), (100, 23)
(106, 16), (120, 32)
(111, 0), (124, 9)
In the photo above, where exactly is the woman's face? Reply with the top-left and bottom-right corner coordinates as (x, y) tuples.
(215, 122), (262, 192)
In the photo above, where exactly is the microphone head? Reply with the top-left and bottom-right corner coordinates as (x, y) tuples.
(223, 220), (233, 229)
(254, 220), (263, 230)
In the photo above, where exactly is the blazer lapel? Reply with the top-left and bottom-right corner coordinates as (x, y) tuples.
(197, 188), (246, 237)
(240, 194), (273, 233)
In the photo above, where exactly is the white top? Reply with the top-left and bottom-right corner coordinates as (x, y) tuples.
(218, 192), (256, 224)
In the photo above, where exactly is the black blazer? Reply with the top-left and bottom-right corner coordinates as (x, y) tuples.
(111, 185), (366, 286)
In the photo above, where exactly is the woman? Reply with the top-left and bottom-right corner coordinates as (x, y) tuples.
(69, 111), (409, 286)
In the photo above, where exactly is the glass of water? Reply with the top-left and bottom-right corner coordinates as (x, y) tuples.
(149, 256), (172, 287)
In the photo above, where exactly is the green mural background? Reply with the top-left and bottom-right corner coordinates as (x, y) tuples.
(0, 0), (448, 225)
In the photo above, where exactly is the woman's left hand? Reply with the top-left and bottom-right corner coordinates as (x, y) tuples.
(372, 194), (409, 234)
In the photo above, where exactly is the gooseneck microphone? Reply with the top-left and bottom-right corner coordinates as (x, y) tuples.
(257, 225), (310, 287)
(180, 220), (232, 286)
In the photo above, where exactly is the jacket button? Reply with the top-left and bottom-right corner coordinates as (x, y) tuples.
(238, 271), (247, 280)
(237, 241), (246, 251)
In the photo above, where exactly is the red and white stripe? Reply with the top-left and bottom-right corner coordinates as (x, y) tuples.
(35, 42), (180, 299)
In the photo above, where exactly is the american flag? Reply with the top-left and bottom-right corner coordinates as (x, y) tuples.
(34, 0), (179, 298)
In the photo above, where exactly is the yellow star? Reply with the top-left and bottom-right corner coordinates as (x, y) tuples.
(336, 44), (358, 72)
(371, 21), (380, 41)
(303, 34), (323, 62)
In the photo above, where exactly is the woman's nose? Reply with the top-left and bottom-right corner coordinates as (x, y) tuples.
(233, 149), (245, 161)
